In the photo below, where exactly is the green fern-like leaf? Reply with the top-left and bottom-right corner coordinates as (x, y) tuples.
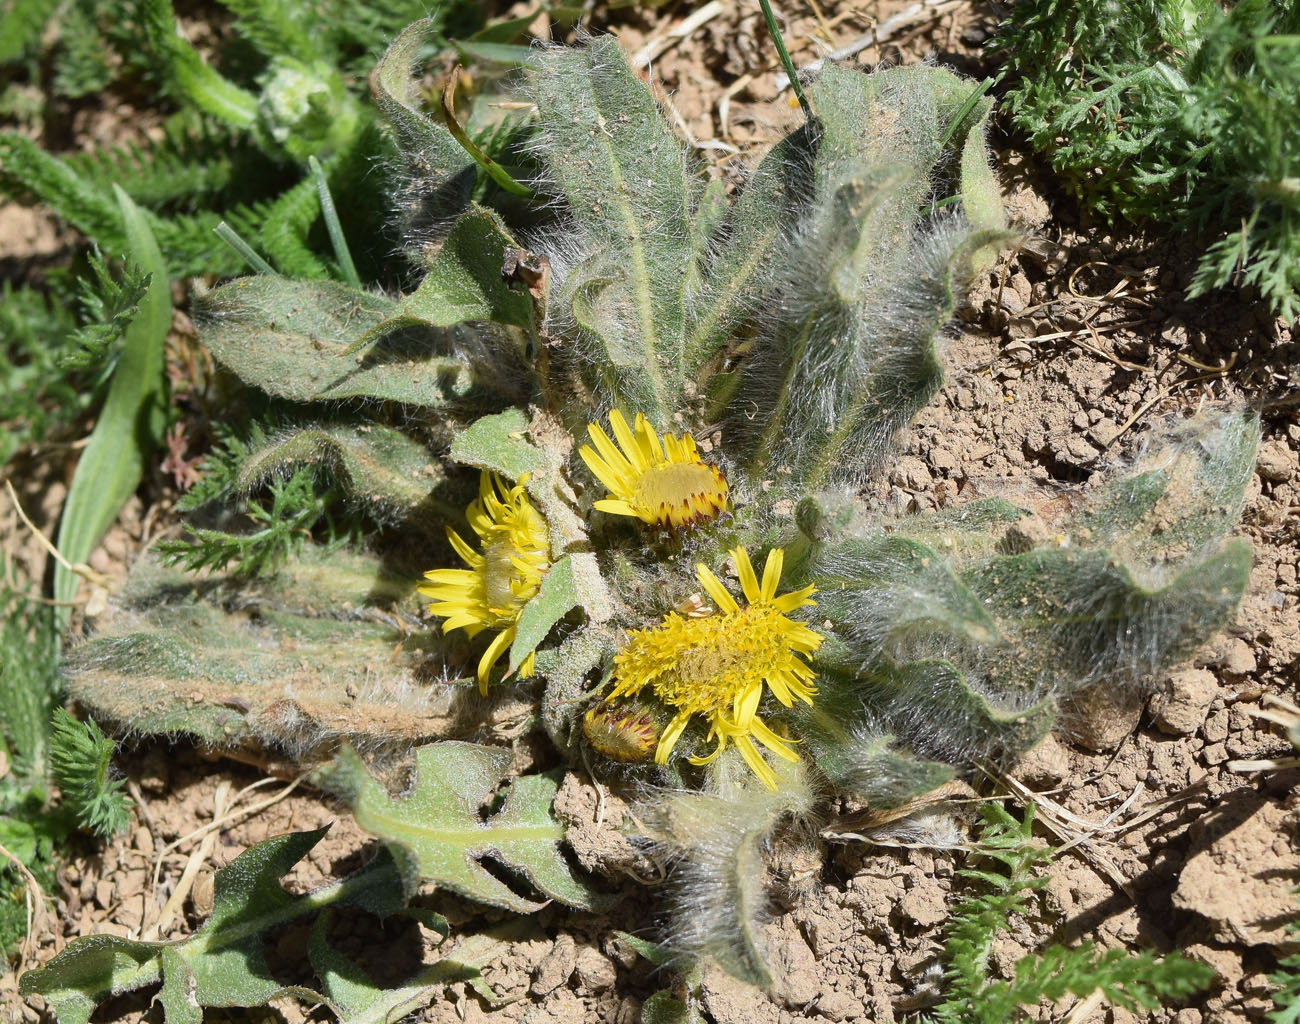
(1271, 951), (1300, 1024)
(61, 119), (273, 212)
(157, 466), (344, 578)
(0, 282), (88, 463)
(62, 249), (151, 377)
(930, 804), (1212, 1023)
(0, 0), (59, 64)
(0, 585), (60, 779)
(49, 709), (132, 838)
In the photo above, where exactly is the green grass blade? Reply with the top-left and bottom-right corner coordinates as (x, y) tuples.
(757, 0), (811, 120)
(307, 156), (360, 286)
(214, 220), (278, 276)
(53, 187), (171, 625)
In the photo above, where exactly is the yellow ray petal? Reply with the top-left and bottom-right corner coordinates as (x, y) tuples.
(733, 546), (761, 604)
(695, 563), (740, 614)
(735, 735), (778, 790)
(760, 547), (784, 601)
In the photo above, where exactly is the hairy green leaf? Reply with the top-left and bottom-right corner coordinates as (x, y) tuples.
(61, 550), (435, 759)
(525, 36), (701, 422)
(372, 18), (475, 220)
(794, 705), (953, 807)
(450, 408), (597, 558)
(196, 276), (526, 407)
(683, 127), (816, 378)
(347, 206), (535, 353)
(636, 756), (815, 986)
(1077, 410), (1260, 561)
(642, 991), (706, 1024)
(507, 551), (613, 675)
(733, 64), (1013, 487)
(964, 539), (1252, 689)
(232, 423), (455, 523)
(317, 742), (604, 913)
(307, 912), (484, 1024)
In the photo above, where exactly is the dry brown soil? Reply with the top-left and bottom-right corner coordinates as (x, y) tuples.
(4, 1), (1300, 1022)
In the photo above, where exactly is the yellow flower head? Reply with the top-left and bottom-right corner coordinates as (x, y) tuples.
(419, 471), (549, 695)
(606, 546), (822, 789)
(579, 410), (729, 530)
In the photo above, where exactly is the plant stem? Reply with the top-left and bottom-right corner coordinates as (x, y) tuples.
(757, 0), (812, 122)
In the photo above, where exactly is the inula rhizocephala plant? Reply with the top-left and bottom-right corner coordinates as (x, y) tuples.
(23, 18), (1257, 1017)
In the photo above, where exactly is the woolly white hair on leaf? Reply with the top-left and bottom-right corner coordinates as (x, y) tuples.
(515, 34), (708, 426)
(366, 18), (500, 268)
(631, 752), (817, 987)
(730, 203), (1000, 489)
(792, 700), (956, 806)
(798, 409), (1258, 768)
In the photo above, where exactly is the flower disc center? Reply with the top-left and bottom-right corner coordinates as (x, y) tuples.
(482, 538), (524, 614)
(633, 462), (726, 513)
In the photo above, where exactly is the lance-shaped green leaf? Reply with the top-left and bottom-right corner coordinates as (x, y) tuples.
(524, 36), (701, 423)
(18, 829), (406, 1024)
(317, 742), (604, 913)
(233, 423), (455, 523)
(54, 186), (170, 624)
(538, 623), (617, 751)
(740, 220), (1011, 489)
(372, 19), (475, 219)
(733, 63), (1012, 488)
(60, 550), (441, 758)
(635, 756), (815, 987)
(962, 539), (1252, 691)
(803, 226), (1013, 488)
(508, 552), (612, 675)
(196, 276), (526, 407)
(345, 207), (536, 355)
(684, 125), (816, 379)
(1076, 410), (1260, 562)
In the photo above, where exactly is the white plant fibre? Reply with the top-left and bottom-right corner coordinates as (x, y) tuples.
(632, 753), (818, 983)
(733, 209), (978, 485)
(803, 410), (1257, 767)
